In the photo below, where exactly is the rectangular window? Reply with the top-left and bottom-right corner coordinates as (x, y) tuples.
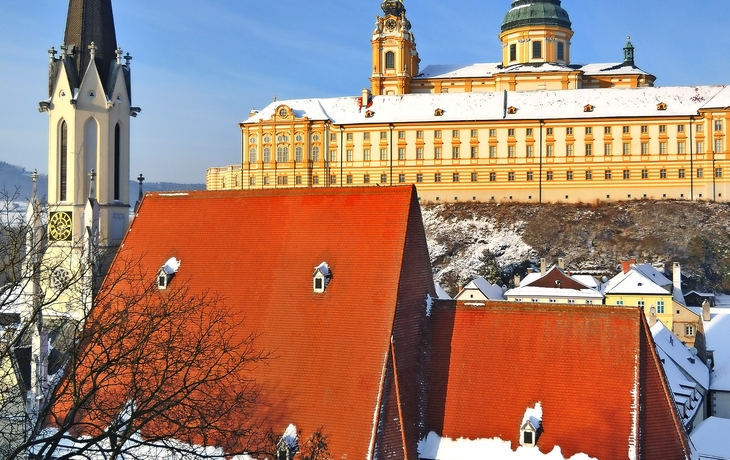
(679, 169), (686, 179)
(715, 120), (723, 131)
(398, 148), (406, 160)
(546, 145), (554, 157)
(566, 127), (573, 135)
(277, 176), (288, 185)
(416, 173), (423, 183)
(417, 147), (424, 159)
(312, 176), (318, 185)
(330, 175), (336, 185)
(547, 128), (553, 135)
(557, 42), (564, 61)
(489, 145), (497, 158)
(434, 130), (441, 138)
(380, 148), (388, 160)
(685, 325), (695, 337)
(697, 124), (704, 133)
(364, 174), (370, 184)
(641, 125), (648, 133)
(659, 142), (667, 155)
(527, 172), (534, 181)
(330, 133), (337, 142)
(452, 130), (459, 138)
(435, 147), (442, 159)
(434, 173), (441, 183)
(453, 173), (459, 182)
(380, 174), (387, 183)
(510, 44), (517, 61)
(532, 40), (542, 58)
(678, 142), (685, 154)
(471, 172), (478, 182)
(295, 176), (302, 185)
(623, 170), (630, 179)
(716, 168), (723, 178)
(471, 146), (478, 158)
(660, 169), (667, 179)
(526, 128), (533, 136)
(659, 125), (667, 133)
(566, 171), (573, 181)
(380, 131), (387, 139)
(657, 301), (665, 314)
(508, 145), (516, 158)
(677, 125), (684, 133)
(566, 144), (574, 156)
(604, 144), (612, 156)
(330, 150), (337, 162)
(346, 133), (353, 141)
(641, 142), (649, 155)
(623, 126), (630, 134)
(697, 141), (704, 154)
(398, 130), (405, 139)
(604, 126), (611, 134)
(526, 145), (534, 157)
(399, 174), (406, 183)
(364, 149), (371, 161)
(249, 177), (256, 186)
(716, 139), (723, 153)
(452, 146), (460, 159)
(508, 128), (515, 137)
(489, 129), (497, 137)
(546, 171), (554, 181)
(364, 132), (370, 141)
(586, 127), (593, 135)
(347, 149), (353, 161)
(697, 168), (704, 178)
(471, 129), (478, 138)
(416, 130), (423, 139)
(489, 172), (496, 182)
(346, 175), (353, 184)
(623, 143), (630, 155)
(642, 169), (648, 179)
(638, 300), (645, 308)
(508, 172), (515, 181)
(605, 170), (612, 180)
(585, 143), (593, 156)
(586, 171), (593, 180)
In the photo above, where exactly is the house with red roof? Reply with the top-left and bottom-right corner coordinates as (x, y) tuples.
(423, 302), (694, 460)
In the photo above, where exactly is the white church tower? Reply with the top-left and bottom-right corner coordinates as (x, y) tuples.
(38, 0), (138, 316)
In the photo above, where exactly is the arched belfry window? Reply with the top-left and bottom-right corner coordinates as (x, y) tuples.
(114, 123), (121, 201)
(385, 51), (395, 70)
(59, 120), (68, 201)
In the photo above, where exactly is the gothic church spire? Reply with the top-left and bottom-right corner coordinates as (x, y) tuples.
(61, 0), (118, 93)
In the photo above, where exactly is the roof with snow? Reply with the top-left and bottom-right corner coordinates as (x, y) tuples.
(454, 277), (505, 301)
(603, 266), (672, 296)
(424, 302), (692, 460)
(505, 266), (603, 301)
(59, 186), (435, 459)
(243, 85), (726, 125)
(414, 62), (651, 80)
(699, 307), (730, 391)
(690, 417), (730, 460)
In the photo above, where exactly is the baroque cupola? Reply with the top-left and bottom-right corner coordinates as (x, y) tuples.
(370, 0), (420, 95)
(499, 0), (574, 67)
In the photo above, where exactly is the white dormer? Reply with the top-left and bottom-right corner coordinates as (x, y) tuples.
(520, 402), (543, 448)
(313, 262), (331, 293)
(157, 257), (181, 290)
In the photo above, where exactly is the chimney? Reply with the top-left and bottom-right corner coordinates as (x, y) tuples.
(362, 88), (371, 105)
(702, 299), (711, 322)
(621, 260), (631, 274)
(514, 274), (521, 288)
(673, 262), (682, 292)
(648, 308), (657, 327)
(540, 258), (546, 276)
(558, 258), (565, 270)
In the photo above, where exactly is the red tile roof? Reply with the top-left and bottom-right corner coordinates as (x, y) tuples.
(60, 186), (435, 458)
(426, 302), (693, 460)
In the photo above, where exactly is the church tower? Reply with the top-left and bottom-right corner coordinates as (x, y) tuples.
(370, 0), (420, 95)
(499, 0), (574, 67)
(39, 0), (137, 317)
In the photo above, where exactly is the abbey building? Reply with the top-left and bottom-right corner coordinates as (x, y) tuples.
(206, 0), (729, 203)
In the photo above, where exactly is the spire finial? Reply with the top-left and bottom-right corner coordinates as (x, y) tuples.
(31, 169), (39, 200)
(116, 48), (123, 64)
(623, 36), (635, 66)
(124, 52), (132, 66)
(48, 47), (57, 63)
(88, 42), (96, 59)
(135, 173), (145, 213)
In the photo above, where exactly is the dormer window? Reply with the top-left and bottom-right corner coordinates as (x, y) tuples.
(507, 106), (517, 115)
(520, 402), (543, 448)
(434, 108), (444, 116)
(157, 257), (181, 290)
(313, 262), (332, 293)
(584, 104), (594, 113)
(657, 102), (667, 111)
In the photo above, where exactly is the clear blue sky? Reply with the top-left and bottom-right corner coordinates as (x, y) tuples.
(1, 0), (728, 184)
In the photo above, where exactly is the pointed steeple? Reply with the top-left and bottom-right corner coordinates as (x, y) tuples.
(62, 0), (118, 92)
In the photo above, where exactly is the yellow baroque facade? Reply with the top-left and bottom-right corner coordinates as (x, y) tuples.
(207, 0), (730, 204)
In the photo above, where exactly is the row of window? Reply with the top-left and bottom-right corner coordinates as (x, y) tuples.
(246, 121), (725, 146)
(233, 168), (724, 188)
(508, 40), (565, 62)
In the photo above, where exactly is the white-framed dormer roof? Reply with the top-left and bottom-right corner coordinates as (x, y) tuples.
(603, 269), (669, 296)
(455, 277), (505, 301)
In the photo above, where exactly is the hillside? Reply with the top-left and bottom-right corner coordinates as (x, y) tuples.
(423, 200), (730, 296)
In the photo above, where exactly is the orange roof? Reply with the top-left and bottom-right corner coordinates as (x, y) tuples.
(426, 302), (693, 460)
(60, 186), (435, 458)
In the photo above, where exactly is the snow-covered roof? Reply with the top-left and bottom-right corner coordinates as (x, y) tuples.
(457, 277), (505, 301)
(700, 307), (730, 391)
(415, 62), (651, 80)
(632, 264), (672, 287)
(243, 85), (726, 125)
(651, 321), (709, 390)
(704, 86), (730, 109)
(690, 417), (730, 460)
(504, 286), (604, 300)
(603, 269), (669, 296)
(434, 283), (452, 300)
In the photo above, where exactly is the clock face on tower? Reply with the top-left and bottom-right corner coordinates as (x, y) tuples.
(385, 18), (397, 31)
(49, 211), (73, 241)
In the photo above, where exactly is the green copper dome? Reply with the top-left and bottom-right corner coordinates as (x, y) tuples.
(381, 0), (405, 17)
(502, 0), (572, 32)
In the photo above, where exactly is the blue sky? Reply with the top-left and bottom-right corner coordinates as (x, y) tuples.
(0, 0), (728, 184)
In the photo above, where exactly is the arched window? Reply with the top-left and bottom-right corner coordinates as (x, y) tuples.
(312, 146), (320, 162)
(114, 123), (121, 201)
(249, 147), (257, 164)
(60, 120), (68, 201)
(385, 51), (395, 69)
(263, 147), (271, 163)
(277, 146), (289, 163)
(295, 146), (303, 163)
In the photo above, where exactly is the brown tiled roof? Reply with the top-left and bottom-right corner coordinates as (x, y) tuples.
(63, 186), (434, 458)
(426, 302), (693, 459)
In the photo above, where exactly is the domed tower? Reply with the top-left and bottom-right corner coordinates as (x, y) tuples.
(370, 0), (420, 95)
(499, 0), (574, 67)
